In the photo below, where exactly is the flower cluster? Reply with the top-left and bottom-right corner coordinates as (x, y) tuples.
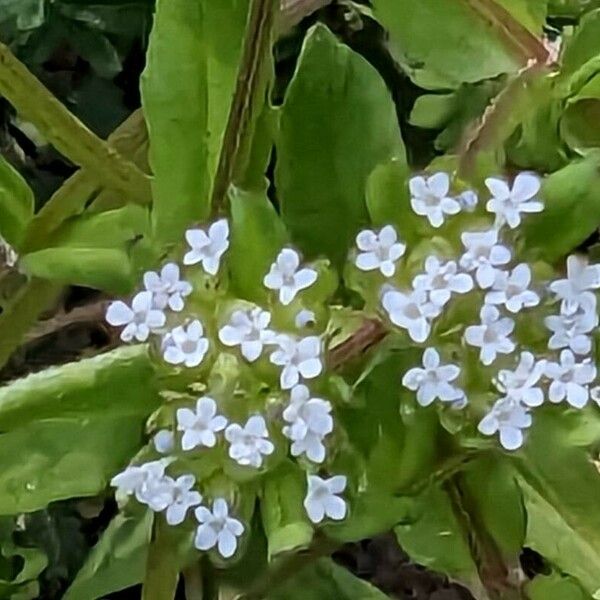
(107, 223), (347, 558)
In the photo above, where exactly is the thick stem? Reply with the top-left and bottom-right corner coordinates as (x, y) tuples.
(0, 44), (151, 207)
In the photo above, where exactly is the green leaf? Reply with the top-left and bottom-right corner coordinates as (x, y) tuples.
(20, 247), (134, 293)
(0, 155), (34, 250)
(229, 186), (288, 303)
(561, 8), (600, 75)
(520, 153), (600, 262)
(69, 26), (122, 78)
(65, 511), (153, 600)
(371, 0), (536, 89)
(0, 345), (158, 430)
(260, 461), (314, 559)
(515, 408), (600, 595)
(562, 74), (600, 151)
(0, 415), (146, 514)
(275, 24), (405, 266)
(141, 0), (249, 247)
(525, 573), (588, 600)
(267, 558), (388, 599)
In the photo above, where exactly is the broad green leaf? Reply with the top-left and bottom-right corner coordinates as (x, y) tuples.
(562, 74), (600, 151)
(45, 205), (149, 249)
(0, 414), (146, 514)
(520, 152), (600, 262)
(229, 186), (288, 303)
(371, 0), (536, 89)
(275, 24), (405, 266)
(267, 558), (388, 599)
(525, 573), (588, 600)
(394, 484), (479, 584)
(141, 0), (249, 246)
(65, 511), (153, 600)
(0, 155), (34, 250)
(260, 461), (313, 559)
(20, 247), (134, 293)
(69, 26), (122, 78)
(515, 408), (600, 595)
(0, 345), (158, 429)
(561, 9), (600, 75)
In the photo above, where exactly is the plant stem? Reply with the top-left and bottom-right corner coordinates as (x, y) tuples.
(0, 44), (152, 207)
(211, 0), (278, 213)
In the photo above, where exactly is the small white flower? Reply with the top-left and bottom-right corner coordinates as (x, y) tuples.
(485, 173), (543, 229)
(184, 219), (229, 275)
(412, 256), (473, 307)
(263, 248), (317, 305)
(409, 172), (460, 227)
(459, 229), (511, 289)
(465, 305), (515, 366)
(381, 288), (439, 343)
(106, 291), (166, 342)
(295, 309), (316, 329)
(457, 190), (478, 212)
(225, 415), (274, 468)
(270, 335), (322, 390)
(110, 459), (171, 505)
(478, 397), (532, 451)
(218, 307), (275, 362)
(354, 225), (406, 277)
(282, 385), (333, 463)
(495, 352), (546, 407)
(153, 430), (175, 454)
(485, 263), (540, 313)
(303, 475), (347, 524)
(163, 475), (203, 525)
(177, 396), (228, 451)
(162, 320), (209, 368)
(550, 254), (600, 308)
(143, 263), (193, 311)
(544, 349), (597, 408)
(545, 304), (597, 355)
(402, 348), (463, 406)
(194, 499), (244, 558)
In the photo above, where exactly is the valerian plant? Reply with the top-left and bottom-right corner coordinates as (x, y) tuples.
(4, 1), (600, 599)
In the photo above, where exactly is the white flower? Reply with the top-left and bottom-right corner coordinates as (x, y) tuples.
(495, 352), (546, 407)
(485, 263), (540, 313)
(163, 475), (203, 525)
(485, 173), (543, 229)
(303, 475), (347, 524)
(110, 459), (171, 505)
(459, 229), (511, 289)
(184, 219), (229, 275)
(177, 396), (228, 451)
(545, 303), (597, 355)
(465, 305), (515, 366)
(194, 499), (244, 558)
(143, 263), (193, 311)
(225, 415), (274, 468)
(549, 254), (600, 308)
(478, 398), (532, 450)
(354, 225), (406, 277)
(270, 335), (322, 390)
(282, 385), (333, 463)
(218, 307), (275, 362)
(412, 256), (473, 307)
(402, 348), (463, 406)
(409, 172), (460, 227)
(153, 430), (175, 454)
(295, 309), (316, 329)
(106, 291), (166, 342)
(162, 320), (209, 368)
(457, 190), (478, 212)
(381, 288), (439, 343)
(544, 349), (597, 408)
(263, 248), (317, 305)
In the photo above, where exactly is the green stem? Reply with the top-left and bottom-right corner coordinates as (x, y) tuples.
(0, 44), (152, 207)
(210, 0), (278, 213)
(142, 517), (180, 600)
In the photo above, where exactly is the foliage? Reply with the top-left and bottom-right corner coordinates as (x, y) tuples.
(2, 1), (600, 599)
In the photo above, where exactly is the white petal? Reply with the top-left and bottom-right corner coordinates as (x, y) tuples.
(511, 172), (540, 201)
(106, 301), (133, 326)
(217, 530), (238, 558)
(219, 325), (244, 346)
(294, 268), (318, 291)
(324, 496), (347, 520)
(356, 252), (381, 271)
(427, 172), (450, 197)
(195, 524), (218, 550)
(485, 177), (510, 201)
(499, 426), (524, 451)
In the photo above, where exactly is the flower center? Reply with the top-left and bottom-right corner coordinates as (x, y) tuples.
(181, 339), (197, 354)
(405, 303), (422, 320)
